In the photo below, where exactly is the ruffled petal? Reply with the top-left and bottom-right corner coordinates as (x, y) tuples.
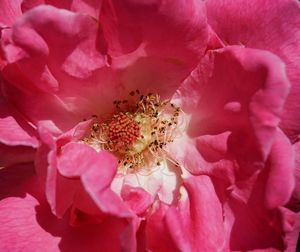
(0, 98), (38, 167)
(264, 130), (295, 209)
(100, 0), (209, 98)
(168, 176), (226, 251)
(0, 164), (136, 252)
(293, 141), (300, 203)
(178, 46), (290, 162)
(0, 98), (38, 147)
(21, 0), (103, 18)
(121, 160), (181, 205)
(0, 0), (22, 27)
(220, 177), (298, 251)
(0, 113), (38, 147)
(145, 203), (180, 252)
(146, 176), (226, 251)
(1, 5), (108, 131)
(0, 163), (62, 251)
(58, 142), (133, 218)
(36, 119), (135, 220)
(0, 144), (36, 167)
(206, 0), (300, 141)
(120, 184), (153, 216)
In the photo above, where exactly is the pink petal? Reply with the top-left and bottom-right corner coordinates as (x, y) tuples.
(121, 184), (153, 216)
(0, 163), (35, 199)
(81, 163), (133, 218)
(180, 46), (290, 162)
(145, 203), (179, 252)
(101, 0), (208, 62)
(0, 116), (37, 147)
(0, 163), (61, 251)
(57, 142), (133, 218)
(167, 134), (236, 183)
(0, 195), (135, 251)
(224, 200), (285, 251)
(0, 186), (61, 251)
(100, 0), (208, 98)
(264, 130), (295, 209)
(122, 161), (181, 204)
(213, 147), (299, 251)
(223, 190), (297, 251)
(0, 164), (136, 252)
(36, 121), (98, 217)
(1, 5), (108, 131)
(195, 132), (230, 162)
(206, 0), (300, 141)
(0, 98), (38, 147)
(293, 141), (300, 202)
(58, 142), (116, 182)
(0, 144), (36, 167)
(21, 0), (103, 18)
(166, 176), (226, 251)
(177, 44), (296, 213)
(0, 0), (22, 27)
(37, 120), (133, 219)
(146, 176), (226, 251)
(279, 207), (300, 252)
(0, 97), (38, 167)
(4, 4), (106, 80)
(167, 135), (216, 175)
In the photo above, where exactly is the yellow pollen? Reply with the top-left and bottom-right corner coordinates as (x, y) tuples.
(83, 90), (182, 174)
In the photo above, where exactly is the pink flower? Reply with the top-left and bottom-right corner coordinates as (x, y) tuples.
(0, 0), (299, 251)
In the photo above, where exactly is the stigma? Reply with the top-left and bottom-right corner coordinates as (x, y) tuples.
(83, 90), (183, 174)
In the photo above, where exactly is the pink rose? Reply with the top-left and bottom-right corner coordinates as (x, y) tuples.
(0, 0), (299, 251)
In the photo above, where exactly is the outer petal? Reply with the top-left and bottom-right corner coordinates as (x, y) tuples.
(36, 120), (136, 223)
(101, 0), (208, 63)
(146, 176), (226, 251)
(2, 5), (106, 80)
(171, 176), (226, 251)
(21, 0), (103, 18)
(0, 111), (37, 147)
(0, 0), (22, 27)
(35, 123), (138, 251)
(206, 0), (300, 141)
(0, 97), (38, 167)
(171, 46), (290, 179)
(0, 0), (103, 28)
(58, 142), (132, 218)
(218, 171), (299, 251)
(1, 5), (108, 131)
(280, 207), (300, 252)
(145, 203), (180, 252)
(264, 130), (295, 209)
(0, 164), (136, 252)
(0, 164), (61, 251)
(0, 144), (36, 167)
(0, 97), (37, 146)
(100, 0), (209, 98)
(293, 141), (300, 203)
(178, 46), (290, 162)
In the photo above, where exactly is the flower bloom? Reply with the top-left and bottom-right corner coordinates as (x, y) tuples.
(0, 0), (300, 251)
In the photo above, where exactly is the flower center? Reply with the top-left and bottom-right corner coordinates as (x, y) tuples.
(107, 112), (142, 153)
(83, 90), (182, 174)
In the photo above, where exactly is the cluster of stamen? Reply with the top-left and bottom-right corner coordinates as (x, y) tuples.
(107, 113), (141, 152)
(83, 90), (182, 174)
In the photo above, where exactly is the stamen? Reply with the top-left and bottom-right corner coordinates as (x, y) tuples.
(82, 91), (184, 174)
